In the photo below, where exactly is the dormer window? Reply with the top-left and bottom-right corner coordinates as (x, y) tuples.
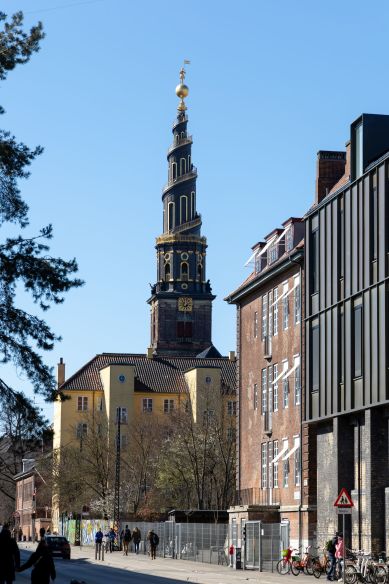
(268, 243), (278, 265)
(285, 226), (294, 251)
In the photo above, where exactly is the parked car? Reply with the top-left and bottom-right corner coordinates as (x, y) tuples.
(45, 535), (71, 559)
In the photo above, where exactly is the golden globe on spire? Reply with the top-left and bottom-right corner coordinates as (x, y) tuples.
(176, 60), (190, 112)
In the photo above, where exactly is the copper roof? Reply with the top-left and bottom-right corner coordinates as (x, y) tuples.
(60, 353), (236, 395)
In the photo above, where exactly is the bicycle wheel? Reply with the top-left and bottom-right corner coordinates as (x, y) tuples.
(277, 559), (291, 575)
(372, 566), (387, 584)
(312, 560), (323, 579)
(305, 557), (315, 575)
(344, 565), (358, 584)
(291, 560), (302, 576)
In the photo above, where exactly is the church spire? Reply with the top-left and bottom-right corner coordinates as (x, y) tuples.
(147, 65), (216, 357)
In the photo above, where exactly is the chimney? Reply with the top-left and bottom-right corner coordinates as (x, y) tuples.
(147, 347), (154, 359)
(344, 140), (351, 180)
(57, 358), (65, 388)
(315, 150), (346, 204)
(229, 350), (236, 361)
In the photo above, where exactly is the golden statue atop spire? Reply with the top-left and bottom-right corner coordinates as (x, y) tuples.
(176, 60), (190, 112)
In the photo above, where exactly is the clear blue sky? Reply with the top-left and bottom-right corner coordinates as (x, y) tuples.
(2, 0), (389, 419)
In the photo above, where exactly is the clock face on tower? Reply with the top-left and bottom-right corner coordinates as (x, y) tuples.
(178, 297), (193, 312)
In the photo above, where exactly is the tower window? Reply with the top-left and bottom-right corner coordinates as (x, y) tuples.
(180, 195), (188, 223)
(197, 263), (202, 282)
(191, 192), (196, 218)
(177, 321), (192, 339)
(180, 157), (186, 176)
(171, 161), (177, 181)
(181, 262), (189, 280)
(168, 202), (175, 231)
(165, 263), (171, 280)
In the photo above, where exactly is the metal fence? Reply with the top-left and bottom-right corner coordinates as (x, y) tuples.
(119, 521), (229, 565)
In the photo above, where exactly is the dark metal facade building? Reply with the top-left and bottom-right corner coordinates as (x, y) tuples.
(304, 114), (389, 552)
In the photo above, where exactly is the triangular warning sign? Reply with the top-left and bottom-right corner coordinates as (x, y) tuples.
(334, 488), (354, 507)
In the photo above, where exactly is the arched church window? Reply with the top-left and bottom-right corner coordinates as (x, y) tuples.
(180, 196), (188, 223)
(171, 161), (177, 181)
(180, 158), (186, 176)
(198, 264), (202, 282)
(165, 263), (171, 281)
(191, 192), (196, 218)
(181, 262), (189, 281)
(168, 202), (175, 231)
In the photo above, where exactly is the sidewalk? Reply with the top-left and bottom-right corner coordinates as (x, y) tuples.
(19, 542), (302, 584)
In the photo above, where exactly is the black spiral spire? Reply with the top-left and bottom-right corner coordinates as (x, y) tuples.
(147, 64), (216, 357)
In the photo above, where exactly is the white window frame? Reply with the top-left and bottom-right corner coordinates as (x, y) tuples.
(77, 396), (88, 411)
(273, 364), (278, 412)
(282, 282), (289, 330)
(261, 368), (267, 414)
(261, 443), (268, 489)
(142, 398), (153, 413)
(76, 422), (88, 439)
(294, 275), (301, 324)
(253, 383), (258, 410)
(294, 436), (301, 486)
(261, 294), (268, 340)
(227, 401), (236, 416)
(282, 438), (289, 487)
(282, 360), (289, 408)
(294, 355), (301, 406)
(273, 287), (278, 335)
(273, 440), (279, 488)
(254, 311), (258, 338)
(163, 399), (174, 414)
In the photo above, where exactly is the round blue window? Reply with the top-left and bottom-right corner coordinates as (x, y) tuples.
(118, 374), (126, 383)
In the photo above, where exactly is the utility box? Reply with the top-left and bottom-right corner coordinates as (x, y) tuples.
(235, 547), (242, 569)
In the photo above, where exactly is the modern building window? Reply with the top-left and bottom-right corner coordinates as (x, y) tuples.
(311, 228), (319, 294)
(261, 294), (268, 340)
(253, 383), (258, 410)
(273, 288), (278, 335)
(261, 443), (268, 489)
(371, 173), (378, 261)
(254, 311), (258, 338)
(227, 401), (237, 416)
(311, 318), (319, 391)
(164, 399), (174, 414)
(353, 300), (363, 378)
(273, 364), (278, 411)
(339, 198), (344, 279)
(282, 362), (289, 408)
(282, 283), (289, 330)
(355, 122), (363, 179)
(142, 398), (153, 413)
(339, 308), (344, 383)
(273, 440), (279, 488)
(294, 438), (301, 487)
(261, 368), (267, 415)
(282, 439), (289, 487)
(294, 357), (301, 406)
(294, 276), (301, 324)
(77, 396), (88, 411)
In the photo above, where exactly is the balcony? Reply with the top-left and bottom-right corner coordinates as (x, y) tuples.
(167, 135), (193, 155)
(163, 167), (198, 195)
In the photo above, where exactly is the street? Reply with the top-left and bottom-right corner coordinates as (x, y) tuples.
(15, 546), (300, 584)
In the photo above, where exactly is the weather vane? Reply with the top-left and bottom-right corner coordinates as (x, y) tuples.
(176, 60), (191, 112)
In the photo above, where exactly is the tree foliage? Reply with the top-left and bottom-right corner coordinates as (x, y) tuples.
(0, 11), (83, 400)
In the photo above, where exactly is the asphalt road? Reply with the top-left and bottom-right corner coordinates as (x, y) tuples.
(16, 546), (301, 584)
(17, 549), (199, 584)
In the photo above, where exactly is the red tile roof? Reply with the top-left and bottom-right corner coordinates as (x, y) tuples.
(60, 353), (236, 395)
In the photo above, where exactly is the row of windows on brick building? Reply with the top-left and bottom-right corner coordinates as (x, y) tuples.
(260, 436), (301, 489)
(252, 356), (301, 412)
(253, 275), (301, 341)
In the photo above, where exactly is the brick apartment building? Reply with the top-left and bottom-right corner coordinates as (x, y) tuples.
(304, 114), (389, 553)
(226, 217), (316, 551)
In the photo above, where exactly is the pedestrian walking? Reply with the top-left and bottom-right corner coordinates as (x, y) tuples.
(18, 536), (56, 584)
(335, 533), (344, 582)
(147, 529), (159, 560)
(326, 532), (339, 581)
(122, 525), (132, 556)
(0, 523), (20, 584)
(132, 527), (141, 555)
(108, 527), (116, 552)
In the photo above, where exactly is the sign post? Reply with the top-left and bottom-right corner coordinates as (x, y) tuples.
(333, 488), (353, 548)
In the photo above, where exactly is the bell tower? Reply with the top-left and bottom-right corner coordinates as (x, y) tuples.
(147, 64), (216, 356)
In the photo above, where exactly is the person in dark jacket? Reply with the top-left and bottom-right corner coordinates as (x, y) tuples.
(0, 524), (20, 584)
(327, 532), (339, 581)
(132, 527), (141, 554)
(18, 539), (56, 584)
